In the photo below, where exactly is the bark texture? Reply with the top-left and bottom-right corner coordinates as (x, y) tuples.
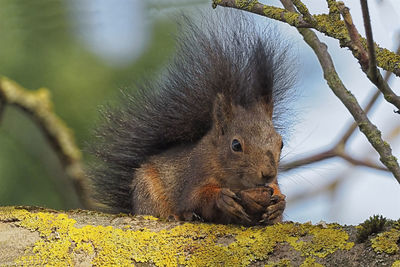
(0, 206), (399, 266)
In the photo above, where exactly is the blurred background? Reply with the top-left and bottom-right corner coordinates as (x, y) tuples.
(0, 0), (399, 225)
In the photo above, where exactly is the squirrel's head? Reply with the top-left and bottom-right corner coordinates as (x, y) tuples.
(209, 93), (283, 189)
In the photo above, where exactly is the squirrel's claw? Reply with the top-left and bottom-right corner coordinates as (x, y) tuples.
(260, 196), (286, 224)
(217, 188), (251, 222)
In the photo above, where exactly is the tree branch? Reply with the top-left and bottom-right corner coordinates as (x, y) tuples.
(1, 206), (399, 266)
(212, 0), (400, 77)
(0, 77), (92, 208)
(276, 1), (400, 182)
(337, 2), (400, 112)
(360, 0), (377, 79)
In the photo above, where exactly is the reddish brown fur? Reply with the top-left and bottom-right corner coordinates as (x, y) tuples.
(138, 164), (174, 218)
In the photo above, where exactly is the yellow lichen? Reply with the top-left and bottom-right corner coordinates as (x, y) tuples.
(142, 215), (159, 221)
(235, 0), (258, 10)
(393, 260), (400, 267)
(0, 207), (354, 266)
(371, 228), (400, 255)
(300, 257), (323, 267)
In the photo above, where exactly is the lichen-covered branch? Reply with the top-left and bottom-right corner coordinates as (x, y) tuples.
(1, 206), (399, 266)
(0, 77), (92, 208)
(212, 0), (400, 77)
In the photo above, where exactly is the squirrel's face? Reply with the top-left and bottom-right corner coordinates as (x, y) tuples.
(211, 95), (283, 190)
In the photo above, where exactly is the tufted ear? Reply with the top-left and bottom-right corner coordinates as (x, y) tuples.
(260, 97), (273, 119)
(212, 93), (232, 136)
(250, 39), (274, 118)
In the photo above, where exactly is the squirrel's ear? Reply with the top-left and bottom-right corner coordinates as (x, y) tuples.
(213, 93), (232, 135)
(261, 97), (274, 119)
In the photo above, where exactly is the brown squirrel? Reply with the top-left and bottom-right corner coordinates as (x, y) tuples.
(89, 12), (296, 225)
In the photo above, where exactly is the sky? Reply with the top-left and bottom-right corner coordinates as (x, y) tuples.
(68, 0), (400, 225)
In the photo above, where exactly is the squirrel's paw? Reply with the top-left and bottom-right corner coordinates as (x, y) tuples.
(260, 193), (286, 224)
(237, 187), (273, 216)
(216, 188), (251, 223)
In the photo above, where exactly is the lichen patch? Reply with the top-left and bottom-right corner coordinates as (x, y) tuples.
(0, 207), (355, 266)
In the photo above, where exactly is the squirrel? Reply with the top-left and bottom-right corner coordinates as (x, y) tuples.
(89, 12), (296, 225)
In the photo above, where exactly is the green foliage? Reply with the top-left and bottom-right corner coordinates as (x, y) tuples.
(356, 215), (387, 243)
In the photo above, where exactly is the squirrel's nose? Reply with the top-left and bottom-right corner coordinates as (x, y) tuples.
(260, 168), (276, 183)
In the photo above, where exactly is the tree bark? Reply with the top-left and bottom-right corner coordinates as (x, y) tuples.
(0, 206), (399, 266)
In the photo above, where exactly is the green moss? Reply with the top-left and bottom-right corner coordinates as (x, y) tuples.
(0, 207), (354, 266)
(391, 219), (400, 230)
(371, 228), (400, 255)
(356, 215), (387, 243)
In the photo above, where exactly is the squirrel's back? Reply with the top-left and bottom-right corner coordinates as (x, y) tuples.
(89, 10), (296, 213)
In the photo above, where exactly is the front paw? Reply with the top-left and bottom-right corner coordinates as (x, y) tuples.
(237, 187), (273, 217)
(216, 188), (251, 223)
(260, 193), (286, 225)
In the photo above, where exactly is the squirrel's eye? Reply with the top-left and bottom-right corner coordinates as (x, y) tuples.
(231, 139), (243, 152)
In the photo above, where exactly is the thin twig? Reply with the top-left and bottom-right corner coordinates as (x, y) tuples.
(360, 0), (377, 80)
(340, 69), (394, 144)
(0, 77), (93, 208)
(337, 3), (369, 69)
(280, 149), (336, 172)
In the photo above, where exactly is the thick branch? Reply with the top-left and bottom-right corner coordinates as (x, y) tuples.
(212, 0), (400, 77)
(0, 77), (92, 208)
(1, 206), (399, 266)
(213, 0), (310, 27)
